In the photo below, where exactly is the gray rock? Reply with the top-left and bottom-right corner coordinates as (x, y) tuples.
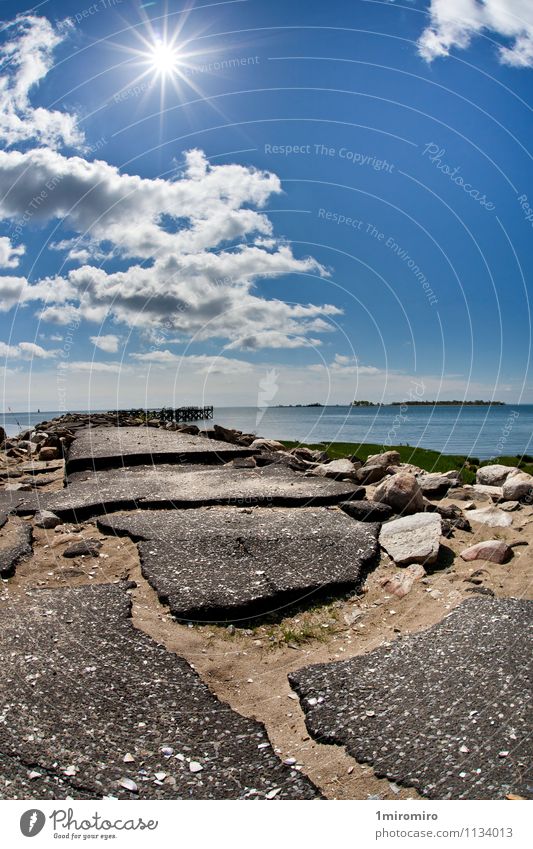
(98, 507), (379, 620)
(363, 450), (401, 468)
(355, 465), (388, 485)
(416, 471), (460, 497)
(0, 584), (319, 799)
(34, 510), (61, 529)
(62, 538), (102, 558)
(374, 472), (425, 515)
(476, 464), (518, 486)
(379, 512), (441, 566)
(289, 597), (533, 799)
(38, 447), (60, 461)
(468, 507), (513, 528)
(339, 500), (393, 522)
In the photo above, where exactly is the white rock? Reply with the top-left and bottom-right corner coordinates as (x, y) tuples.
(502, 470), (533, 502)
(467, 507), (513, 528)
(379, 513), (442, 566)
(476, 464), (518, 486)
(472, 484), (504, 500)
(189, 761), (203, 773)
(311, 458), (358, 480)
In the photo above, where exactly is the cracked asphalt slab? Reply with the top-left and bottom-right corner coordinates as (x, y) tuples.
(97, 507), (380, 621)
(289, 597), (533, 800)
(0, 584), (319, 800)
(0, 519), (32, 577)
(6, 464), (361, 521)
(66, 427), (255, 473)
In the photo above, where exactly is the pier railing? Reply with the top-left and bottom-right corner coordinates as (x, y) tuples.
(113, 406), (214, 422)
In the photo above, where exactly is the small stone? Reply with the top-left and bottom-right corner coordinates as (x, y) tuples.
(161, 746), (174, 756)
(154, 771), (167, 781)
(459, 745), (470, 753)
(498, 750), (509, 758)
(28, 770), (42, 780)
(63, 764), (77, 776)
(123, 753), (135, 763)
(62, 539), (103, 558)
(119, 777), (138, 792)
(265, 787), (281, 799)
(189, 761), (203, 773)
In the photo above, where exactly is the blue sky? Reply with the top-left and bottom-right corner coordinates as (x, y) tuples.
(0, 0), (532, 410)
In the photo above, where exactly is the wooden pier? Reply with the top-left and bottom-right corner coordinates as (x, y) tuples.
(115, 406), (214, 422)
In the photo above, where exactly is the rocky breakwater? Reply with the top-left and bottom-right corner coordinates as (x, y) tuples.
(0, 417), (531, 800)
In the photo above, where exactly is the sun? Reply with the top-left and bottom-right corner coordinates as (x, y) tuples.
(149, 40), (180, 77)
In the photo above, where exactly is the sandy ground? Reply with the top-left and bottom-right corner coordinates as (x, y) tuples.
(1, 458), (532, 800)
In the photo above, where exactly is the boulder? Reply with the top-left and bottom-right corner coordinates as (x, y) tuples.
(433, 503), (471, 534)
(448, 486), (492, 503)
(355, 464), (388, 485)
(460, 540), (513, 564)
(339, 500), (392, 522)
(379, 513), (442, 566)
(388, 463), (424, 475)
(364, 450), (401, 468)
(502, 470), (533, 503)
(0, 426), (5, 447)
(289, 446), (329, 463)
(249, 438), (285, 452)
(476, 464), (518, 486)
(38, 447), (60, 461)
(311, 458), (358, 481)
(226, 456), (257, 469)
(416, 471), (460, 497)
(468, 507), (513, 528)
(374, 472), (425, 515)
(472, 484), (503, 501)
(213, 424), (242, 445)
(174, 425), (200, 435)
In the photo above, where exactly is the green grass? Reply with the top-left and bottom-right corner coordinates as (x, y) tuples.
(281, 440), (530, 484)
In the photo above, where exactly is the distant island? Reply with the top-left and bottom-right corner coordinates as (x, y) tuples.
(390, 400), (505, 406)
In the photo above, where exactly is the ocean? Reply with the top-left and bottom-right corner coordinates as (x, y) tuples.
(2, 404), (532, 460)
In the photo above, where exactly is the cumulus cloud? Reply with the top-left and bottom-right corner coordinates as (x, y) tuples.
(0, 340), (57, 359)
(0, 274), (27, 310)
(0, 15), (83, 147)
(0, 236), (24, 268)
(130, 350), (253, 374)
(0, 15), (338, 353)
(418, 0), (533, 67)
(90, 334), (120, 353)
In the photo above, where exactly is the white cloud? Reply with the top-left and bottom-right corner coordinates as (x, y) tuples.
(0, 340), (57, 359)
(0, 145), (338, 350)
(0, 274), (27, 310)
(418, 0), (533, 67)
(0, 15), (83, 147)
(130, 350), (252, 374)
(90, 334), (120, 353)
(0, 236), (24, 268)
